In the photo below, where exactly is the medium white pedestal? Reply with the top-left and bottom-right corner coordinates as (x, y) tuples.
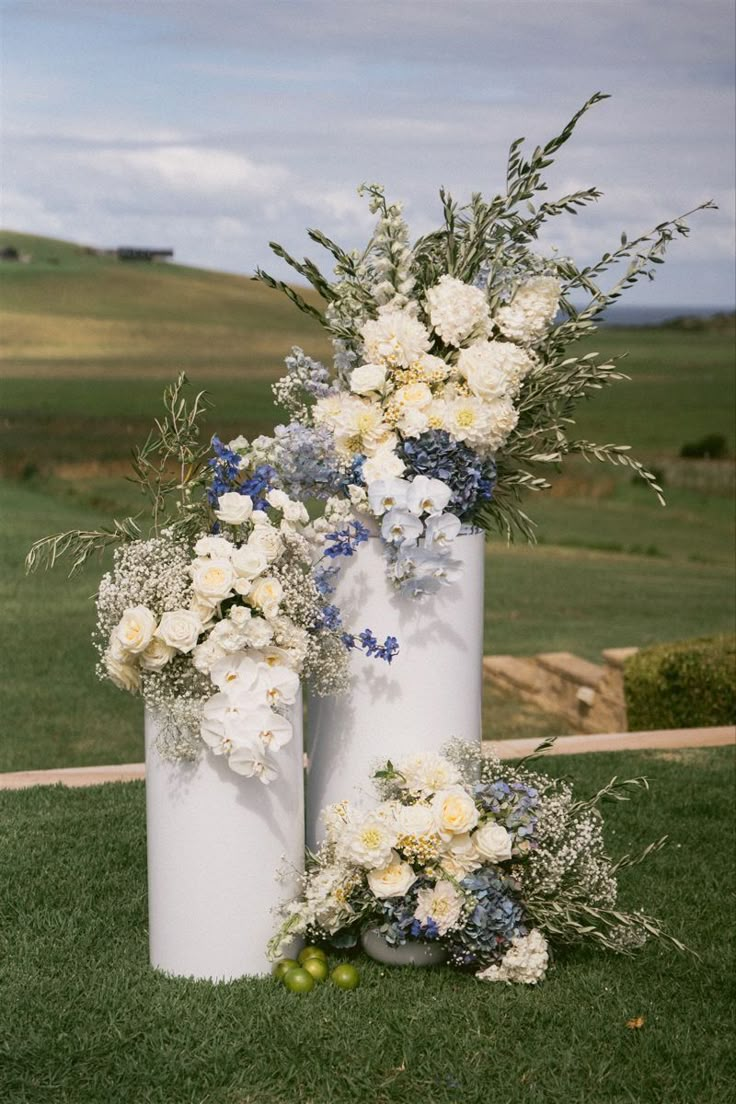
(145, 695), (304, 981)
(306, 532), (484, 848)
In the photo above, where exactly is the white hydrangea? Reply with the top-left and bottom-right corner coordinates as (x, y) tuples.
(360, 306), (431, 368)
(425, 274), (490, 347)
(495, 276), (561, 344)
(476, 929), (549, 985)
(458, 340), (534, 400)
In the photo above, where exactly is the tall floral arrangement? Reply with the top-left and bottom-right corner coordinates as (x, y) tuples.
(254, 93), (712, 598)
(270, 739), (688, 981)
(26, 377), (398, 782)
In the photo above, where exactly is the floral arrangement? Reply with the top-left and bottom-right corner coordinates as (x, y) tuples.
(26, 377), (398, 782)
(270, 740), (687, 981)
(255, 93), (712, 598)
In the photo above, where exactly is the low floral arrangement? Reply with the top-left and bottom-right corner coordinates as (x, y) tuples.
(254, 92), (712, 599)
(270, 740), (688, 981)
(26, 378), (398, 782)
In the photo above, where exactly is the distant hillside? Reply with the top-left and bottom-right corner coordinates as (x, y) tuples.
(0, 229), (331, 380)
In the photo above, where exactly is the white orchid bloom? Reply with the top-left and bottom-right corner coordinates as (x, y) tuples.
(406, 475), (452, 517)
(368, 477), (411, 516)
(228, 738), (279, 784)
(424, 512), (462, 554)
(381, 507), (423, 547)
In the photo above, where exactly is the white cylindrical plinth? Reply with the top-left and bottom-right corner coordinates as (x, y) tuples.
(145, 695), (304, 982)
(306, 532), (484, 848)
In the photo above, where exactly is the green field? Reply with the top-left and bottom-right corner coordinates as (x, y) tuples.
(1, 747), (733, 1104)
(0, 232), (734, 772)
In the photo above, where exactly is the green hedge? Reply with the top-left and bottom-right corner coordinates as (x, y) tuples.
(624, 634), (736, 731)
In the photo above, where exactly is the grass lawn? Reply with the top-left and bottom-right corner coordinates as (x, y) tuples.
(0, 747), (733, 1104)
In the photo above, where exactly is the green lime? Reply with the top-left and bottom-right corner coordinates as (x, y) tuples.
(273, 958), (299, 981)
(330, 963), (360, 990)
(283, 966), (315, 994)
(302, 956), (329, 983)
(298, 945), (327, 965)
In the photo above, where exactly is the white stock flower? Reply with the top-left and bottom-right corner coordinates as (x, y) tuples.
(458, 340), (534, 400)
(495, 276), (561, 344)
(139, 637), (176, 672)
(367, 477), (410, 515)
(424, 512), (462, 554)
(406, 475), (452, 517)
(414, 880), (464, 934)
(248, 576), (284, 619)
(228, 605), (252, 628)
(432, 787), (479, 838)
(398, 752), (461, 796)
(485, 397), (520, 451)
(114, 605), (156, 655)
(194, 535), (234, 559)
(425, 274), (490, 347)
(360, 307), (431, 368)
(350, 362), (387, 395)
(474, 821), (513, 863)
(362, 446), (406, 484)
(367, 852), (417, 898)
(191, 637), (226, 675)
(191, 557), (236, 603)
(476, 929), (549, 984)
(214, 492), (253, 526)
(156, 609), (202, 654)
(342, 815), (396, 870)
(241, 617), (275, 648)
(381, 507), (423, 547)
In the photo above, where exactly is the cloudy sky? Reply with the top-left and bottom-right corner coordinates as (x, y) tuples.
(1, 0), (734, 307)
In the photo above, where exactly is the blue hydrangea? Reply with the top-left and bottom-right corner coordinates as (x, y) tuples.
(400, 431), (496, 520)
(447, 868), (527, 968)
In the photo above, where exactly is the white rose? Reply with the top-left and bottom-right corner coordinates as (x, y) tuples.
(367, 852), (417, 899)
(432, 787), (479, 838)
(191, 557), (236, 603)
(394, 381), (433, 409)
(362, 446), (406, 484)
(474, 821), (513, 863)
(350, 362), (387, 395)
(104, 651), (140, 693)
(214, 492), (253, 526)
(439, 832), (482, 878)
(156, 609), (202, 654)
(248, 576), (284, 618)
(114, 606), (156, 655)
(194, 535), (234, 559)
(281, 499), (310, 525)
(231, 545), (268, 580)
(396, 803), (435, 838)
(189, 594), (218, 626)
(247, 525), (283, 563)
(139, 637), (175, 672)
(228, 605), (252, 628)
(397, 406), (430, 437)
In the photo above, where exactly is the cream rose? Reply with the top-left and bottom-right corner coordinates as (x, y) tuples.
(214, 492), (253, 526)
(139, 637), (175, 672)
(248, 576), (284, 618)
(114, 605), (156, 655)
(432, 787), (479, 838)
(156, 609), (202, 654)
(396, 803), (435, 838)
(367, 852), (417, 899)
(474, 821), (513, 863)
(191, 557), (236, 603)
(194, 535), (233, 559)
(104, 651), (140, 693)
(350, 362), (387, 395)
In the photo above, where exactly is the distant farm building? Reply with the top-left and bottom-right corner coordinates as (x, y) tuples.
(116, 247), (174, 262)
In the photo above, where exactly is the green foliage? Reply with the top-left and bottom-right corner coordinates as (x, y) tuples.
(680, 433), (729, 460)
(624, 635), (736, 731)
(0, 748), (733, 1103)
